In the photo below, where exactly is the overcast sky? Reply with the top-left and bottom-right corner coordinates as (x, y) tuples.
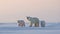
(0, 0), (60, 23)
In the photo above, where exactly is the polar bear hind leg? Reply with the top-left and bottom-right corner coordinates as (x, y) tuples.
(35, 22), (39, 27)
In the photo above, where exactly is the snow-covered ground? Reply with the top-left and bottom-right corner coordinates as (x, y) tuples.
(0, 23), (60, 34)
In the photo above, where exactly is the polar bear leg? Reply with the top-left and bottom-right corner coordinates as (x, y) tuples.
(34, 23), (39, 27)
(29, 23), (33, 27)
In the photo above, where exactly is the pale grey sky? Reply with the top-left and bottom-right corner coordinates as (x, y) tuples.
(0, 0), (60, 23)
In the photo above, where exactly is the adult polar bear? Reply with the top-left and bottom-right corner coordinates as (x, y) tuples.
(26, 16), (39, 27)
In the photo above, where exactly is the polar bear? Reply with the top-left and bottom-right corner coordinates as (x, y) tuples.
(26, 16), (39, 27)
(17, 20), (25, 27)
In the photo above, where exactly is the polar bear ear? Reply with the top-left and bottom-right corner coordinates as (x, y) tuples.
(26, 16), (30, 17)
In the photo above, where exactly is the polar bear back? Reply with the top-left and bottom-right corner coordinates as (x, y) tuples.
(29, 17), (39, 23)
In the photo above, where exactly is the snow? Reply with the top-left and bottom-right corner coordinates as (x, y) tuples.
(0, 23), (60, 34)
